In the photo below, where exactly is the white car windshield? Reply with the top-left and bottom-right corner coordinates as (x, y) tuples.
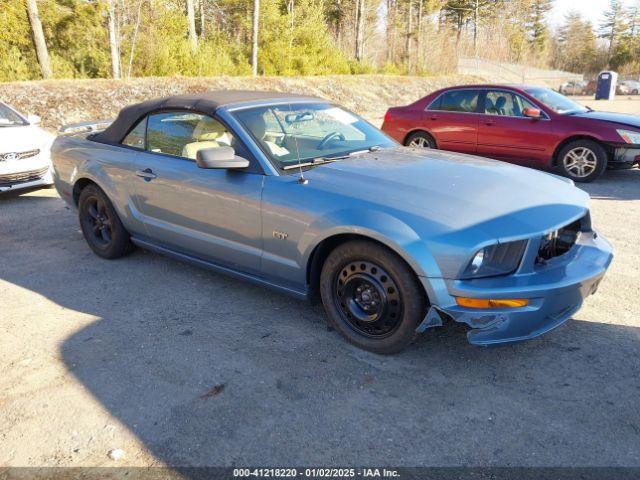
(232, 103), (396, 170)
(524, 88), (588, 114)
(0, 103), (28, 127)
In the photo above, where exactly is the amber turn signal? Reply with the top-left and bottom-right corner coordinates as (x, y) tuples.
(455, 297), (529, 309)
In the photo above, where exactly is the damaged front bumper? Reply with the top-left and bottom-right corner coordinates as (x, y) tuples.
(418, 230), (613, 346)
(613, 145), (640, 167)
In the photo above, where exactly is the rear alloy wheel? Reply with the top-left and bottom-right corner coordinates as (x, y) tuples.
(406, 131), (436, 149)
(78, 184), (133, 259)
(558, 140), (607, 183)
(320, 241), (427, 354)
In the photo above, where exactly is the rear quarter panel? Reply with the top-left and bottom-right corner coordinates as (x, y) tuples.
(381, 92), (438, 144)
(51, 136), (145, 235)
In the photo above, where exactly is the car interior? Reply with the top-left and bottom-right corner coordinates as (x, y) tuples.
(181, 117), (232, 160)
(484, 92), (537, 117)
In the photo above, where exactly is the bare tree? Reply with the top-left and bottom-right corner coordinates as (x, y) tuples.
(200, 0), (206, 38)
(355, 0), (365, 60)
(127, 0), (146, 78)
(252, 0), (259, 76)
(25, 0), (52, 79)
(405, 0), (413, 72)
(107, 0), (121, 78)
(186, 0), (198, 51)
(386, 0), (398, 64)
(416, 0), (423, 70)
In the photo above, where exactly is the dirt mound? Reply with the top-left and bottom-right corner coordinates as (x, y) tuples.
(0, 74), (483, 130)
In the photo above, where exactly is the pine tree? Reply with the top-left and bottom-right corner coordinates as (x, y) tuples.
(528, 0), (553, 54)
(599, 0), (629, 65)
(555, 11), (598, 73)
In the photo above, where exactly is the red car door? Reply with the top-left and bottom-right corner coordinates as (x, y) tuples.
(425, 88), (480, 155)
(476, 90), (555, 167)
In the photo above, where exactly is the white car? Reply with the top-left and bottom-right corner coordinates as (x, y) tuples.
(620, 80), (640, 95)
(0, 102), (55, 193)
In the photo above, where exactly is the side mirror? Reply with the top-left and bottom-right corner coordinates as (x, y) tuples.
(523, 108), (542, 119)
(196, 146), (249, 169)
(27, 114), (41, 125)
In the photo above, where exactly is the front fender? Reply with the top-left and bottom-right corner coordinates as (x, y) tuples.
(300, 208), (444, 280)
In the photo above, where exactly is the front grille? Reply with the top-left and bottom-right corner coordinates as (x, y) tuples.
(536, 217), (584, 263)
(0, 149), (40, 162)
(0, 166), (49, 187)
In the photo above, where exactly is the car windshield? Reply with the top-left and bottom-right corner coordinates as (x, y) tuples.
(524, 87), (587, 114)
(232, 102), (396, 170)
(0, 103), (27, 127)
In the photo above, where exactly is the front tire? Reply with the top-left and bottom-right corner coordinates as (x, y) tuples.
(558, 140), (608, 183)
(406, 131), (436, 149)
(78, 184), (133, 259)
(320, 241), (427, 354)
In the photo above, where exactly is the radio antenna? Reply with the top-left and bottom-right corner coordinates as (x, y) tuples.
(288, 107), (308, 184)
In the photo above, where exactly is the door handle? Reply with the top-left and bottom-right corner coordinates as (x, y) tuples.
(430, 115), (438, 121)
(484, 120), (495, 126)
(136, 168), (157, 181)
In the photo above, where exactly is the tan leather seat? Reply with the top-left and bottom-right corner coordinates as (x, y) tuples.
(182, 119), (229, 160)
(243, 114), (289, 157)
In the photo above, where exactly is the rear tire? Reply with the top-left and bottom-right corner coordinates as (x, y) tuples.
(558, 139), (607, 183)
(78, 184), (134, 259)
(320, 240), (427, 354)
(406, 131), (436, 149)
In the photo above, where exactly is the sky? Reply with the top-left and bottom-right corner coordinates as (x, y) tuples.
(550, 0), (619, 28)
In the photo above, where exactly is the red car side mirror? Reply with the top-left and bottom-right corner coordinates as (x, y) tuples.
(523, 108), (542, 119)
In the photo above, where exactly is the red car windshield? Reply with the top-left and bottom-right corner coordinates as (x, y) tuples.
(524, 88), (588, 115)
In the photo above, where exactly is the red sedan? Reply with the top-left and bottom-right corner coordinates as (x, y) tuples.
(381, 84), (640, 182)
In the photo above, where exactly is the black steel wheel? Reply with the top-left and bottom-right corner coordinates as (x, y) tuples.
(320, 240), (427, 354)
(335, 261), (403, 338)
(78, 184), (134, 259)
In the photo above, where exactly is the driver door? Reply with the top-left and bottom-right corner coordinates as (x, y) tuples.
(477, 90), (554, 167)
(125, 110), (264, 274)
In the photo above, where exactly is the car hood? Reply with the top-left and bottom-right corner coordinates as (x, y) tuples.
(0, 124), (54, 154)
(304, 147), (589, 243)
(569, 110), (640, 130)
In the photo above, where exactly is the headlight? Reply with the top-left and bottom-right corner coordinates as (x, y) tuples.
(616, 129), (640, 144)
(461, 240), (528, 279)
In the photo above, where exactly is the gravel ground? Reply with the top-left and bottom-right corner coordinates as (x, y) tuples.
(0, 98), (639, 469)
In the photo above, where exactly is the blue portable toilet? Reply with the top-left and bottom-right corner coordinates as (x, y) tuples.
(595, 71), (618, 100)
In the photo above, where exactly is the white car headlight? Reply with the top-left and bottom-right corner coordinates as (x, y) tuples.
(616, 129), (640, 144)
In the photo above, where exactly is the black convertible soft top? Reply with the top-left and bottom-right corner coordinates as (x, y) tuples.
(93, 90), (320, 145)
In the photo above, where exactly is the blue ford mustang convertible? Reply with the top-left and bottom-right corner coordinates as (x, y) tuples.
(52, 91), (613, 353)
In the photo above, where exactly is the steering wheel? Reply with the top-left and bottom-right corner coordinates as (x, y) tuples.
(318, 131), (346, 150)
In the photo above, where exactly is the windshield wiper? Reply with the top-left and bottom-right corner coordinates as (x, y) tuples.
(282, 148), (375, 171)
(282, 155), (348, 170)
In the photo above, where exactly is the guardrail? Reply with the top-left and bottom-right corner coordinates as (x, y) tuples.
(457, 57), (583, 86)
